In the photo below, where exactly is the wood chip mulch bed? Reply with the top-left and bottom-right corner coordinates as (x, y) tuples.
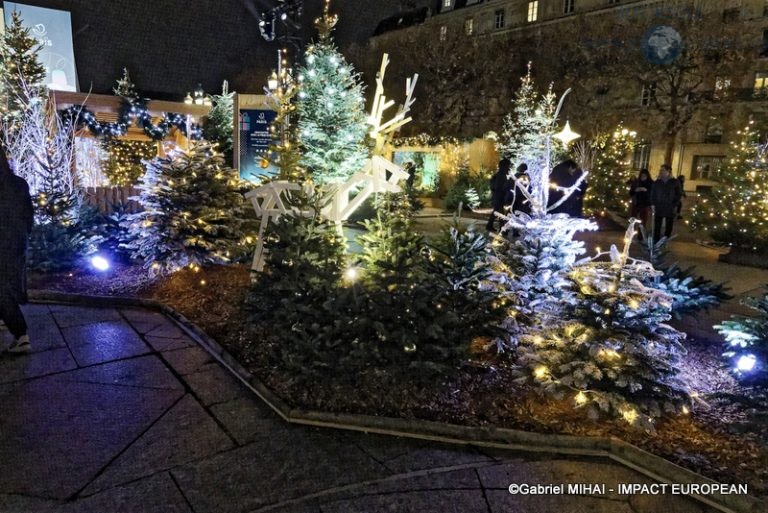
(31, 262), (768, 499)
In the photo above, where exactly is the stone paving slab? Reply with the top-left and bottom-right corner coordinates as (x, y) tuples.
(1, 303), (722, 513)
(0, 377), (181, 498)
(56, 473), (192, 513)
(171, 430), (391, 513)
(322, 489), (490, 513)
(162, 345), (217, 375)
(0, 347), (77, 384)
(61, 321), (150, 366)
(83, 394), (234, 495)
(485, 490), (634, 513)
(184, 364), (249, 406)
(56, 355), (184, 391)
(50, 306), (123, 328)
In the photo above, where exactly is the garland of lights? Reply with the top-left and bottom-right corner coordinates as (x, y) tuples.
(391, 133), (461, 148)
(61, 97), (202, 141)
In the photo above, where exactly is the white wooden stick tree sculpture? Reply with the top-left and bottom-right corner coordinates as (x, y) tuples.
(247, 53), (419, 273)
(322, 53), (418, 229)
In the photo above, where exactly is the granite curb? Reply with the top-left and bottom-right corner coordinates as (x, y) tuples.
(28, 290), (765, 513)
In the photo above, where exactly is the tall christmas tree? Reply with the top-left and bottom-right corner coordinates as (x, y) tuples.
(0, 10), (47, 123)
(581, 126), (637, 217)
(296, 1), (369, 185)
(490, 72), (596, 345)
(497, 64), (559, 170)
(203, 80), (235, 165)
(123, 142), (254, 275)
(689, 119), (768, 253)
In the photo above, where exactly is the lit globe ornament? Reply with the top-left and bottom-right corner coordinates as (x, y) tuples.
(554, 121), (580, 146)
(641, 25), (682, 65)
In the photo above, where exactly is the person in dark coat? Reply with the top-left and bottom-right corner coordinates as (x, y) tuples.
(504, 163), (531, 215)
(486, 158), (512, 231)
(0, 146), (34, 353)
(629, 168), (654, 229)
(650, 164), (682, 240)
(549, 159), (586, 217)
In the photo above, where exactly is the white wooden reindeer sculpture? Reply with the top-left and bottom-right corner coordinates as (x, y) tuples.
(246, 53), (418, 273)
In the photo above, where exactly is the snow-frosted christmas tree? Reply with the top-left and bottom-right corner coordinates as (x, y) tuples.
(296, 0), (368, 185)
(717, 287), (768, 384)
(123, 142), (253, 275)
(497, 64), (559, 171)
(490, 72), (596, 342)
(516, 224), (689, 430)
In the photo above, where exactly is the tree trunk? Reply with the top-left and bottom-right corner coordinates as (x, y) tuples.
(663, 134), (675, 167)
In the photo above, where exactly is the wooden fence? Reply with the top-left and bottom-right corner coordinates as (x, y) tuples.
(84, 186), (142, 214)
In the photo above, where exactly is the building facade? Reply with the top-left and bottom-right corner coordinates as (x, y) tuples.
(366, 0), (768, 191)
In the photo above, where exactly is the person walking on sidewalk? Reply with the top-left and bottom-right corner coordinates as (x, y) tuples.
(629, 168), (654, 229)
(0, 146), (34, 354)
(650, 164), (682, 240)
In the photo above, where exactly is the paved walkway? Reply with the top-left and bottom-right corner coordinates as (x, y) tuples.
(0, 304), (718, 513)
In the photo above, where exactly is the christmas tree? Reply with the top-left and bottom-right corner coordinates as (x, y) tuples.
(497, 64), (559, 170)
(102, 139), (156, 186)
(123, 142), (254, 275)
(2, 88), (98, 271)
(0, 10), (47, 123)
(203, 81), (235, 165)
(264, 65), (306, 182)
(113, 68), (139, 100)
(639, 236), (730, 318)
(514, 223), (689, 429)
(716, 287), (768, 385)
(296, 2), (369, 185)
(581, 126), (637, 217)
(689, 119), (768, 253)
(490, 73), (596, 345)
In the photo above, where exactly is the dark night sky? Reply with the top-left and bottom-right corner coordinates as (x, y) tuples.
(7, 0), (434, 98)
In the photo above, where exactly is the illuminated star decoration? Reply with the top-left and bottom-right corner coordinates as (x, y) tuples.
(554, 120), (580, 146)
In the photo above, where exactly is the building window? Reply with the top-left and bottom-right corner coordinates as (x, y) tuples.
(632, 143), (651, 170)
(755, 72), (768, 95)
(494, 9), (505, 29)
(527, 1), (539, 22)
(714, 76), (730, 99)
(464, 18), (474, 35)
(563, 0), (575, 14)
(440, 25), (447, 41)
(443, 0), (452, 7)
(704, 120), (723, 144)
(640, 83), (655, 106)
(762, 29), (768, 56)
(722, 8), (739, 22)
(691, 155), (725, 180)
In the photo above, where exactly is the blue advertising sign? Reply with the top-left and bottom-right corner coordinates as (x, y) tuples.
(4, 2), (78, 91)
(238, 109), (278, 181)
